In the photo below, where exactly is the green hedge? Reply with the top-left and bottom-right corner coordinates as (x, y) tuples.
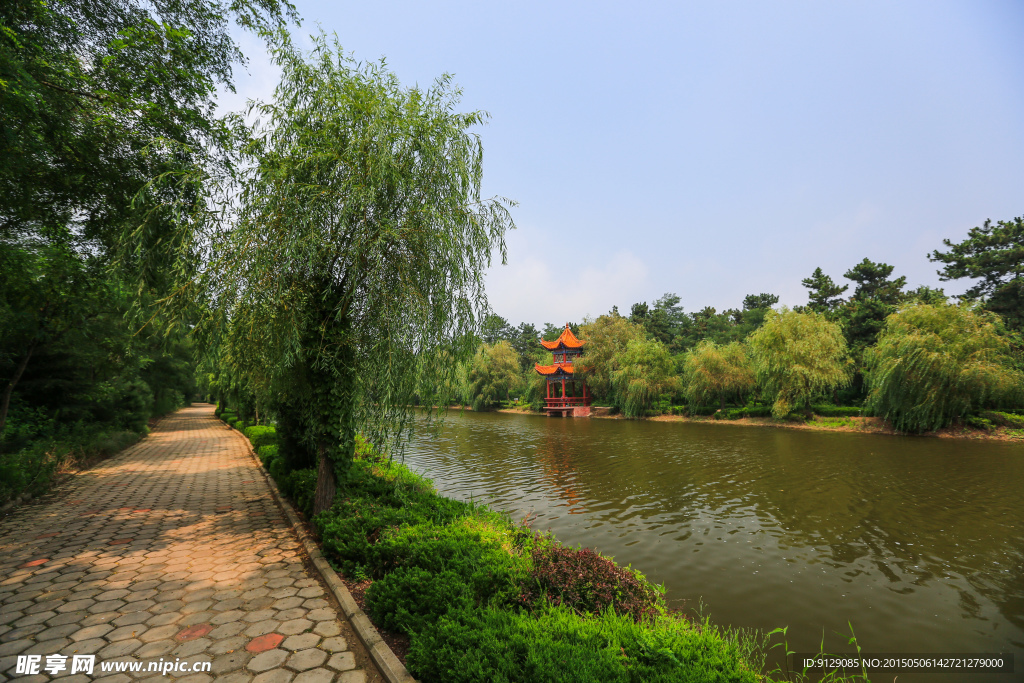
(687, 406), (721, 417)
(719, 406), (773, 420)
(407, 605), (761, 683)
(256, 437), (765, 682)
(810, 405), (864, 418)
(244, 425), (277, 450)
(257, 444), (279, 468)
(980, 411), (1024, 428)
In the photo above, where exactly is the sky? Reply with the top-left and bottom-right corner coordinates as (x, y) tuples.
(218, 1), (1024, 328)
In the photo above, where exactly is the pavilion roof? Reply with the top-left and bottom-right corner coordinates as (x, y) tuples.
(540, 324), (585, 350)
(535, 362), (575, 376)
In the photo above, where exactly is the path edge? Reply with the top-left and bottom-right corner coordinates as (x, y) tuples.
(241, 437), (419, 683)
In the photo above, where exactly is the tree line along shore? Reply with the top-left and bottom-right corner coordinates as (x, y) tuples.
(464, 225), (1024, 439)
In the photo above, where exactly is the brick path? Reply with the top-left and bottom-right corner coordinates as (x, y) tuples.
(0, 405), (380, 683)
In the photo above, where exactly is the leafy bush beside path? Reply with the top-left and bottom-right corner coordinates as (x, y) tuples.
(230, 417), (766, 682)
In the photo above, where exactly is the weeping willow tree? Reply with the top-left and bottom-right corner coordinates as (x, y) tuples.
(610, 338), (679, 418)
(864, 304), (1023, 433)
(577, 312), (644, 401)
(747, 308), (851, 418)
(683, 340), (755, 410)
(466, 341), (521, 411)
(183, 32), (513, 515)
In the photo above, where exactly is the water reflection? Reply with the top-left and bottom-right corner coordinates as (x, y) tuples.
(402, 411), (1024, 681)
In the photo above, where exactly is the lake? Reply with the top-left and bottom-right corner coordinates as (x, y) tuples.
(400, 410), (1023, 682)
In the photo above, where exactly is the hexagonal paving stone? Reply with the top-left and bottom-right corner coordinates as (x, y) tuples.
(24, 637), (72, 655)
(275, 608), (307, 622)
(281, 633), (321, 652)
(135, 640), (177, 658)
(61, 637), (107, 655)
(217, 672), (254, 683)
(311, 621), (342, 638)
(242, 609), (278, 624)
(337, 671), (365, 683)
(247, 648), (288, 672)
(306, 608), (335, 622)
(319, 637), (347, 653)
(252, 670), (294, 683)
(175, 623), (213, 641)
(326, 652), (355, 672)
(243, 620), (281, 638)
(293, 668), (336, 683)
(286, 648), (328, 672)
(245, 633), (285, 654)
(172, 637), (213, 657)
(139, 624), (180, 643)
(109, 624), (150, 642)
(70, 623), (114, 641)
(174, 673), (213, 683)
(211, 650), (251, 675)
(97, 638), (142, 658)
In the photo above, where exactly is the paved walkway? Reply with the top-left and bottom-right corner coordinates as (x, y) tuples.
(0, 405), (380, 683)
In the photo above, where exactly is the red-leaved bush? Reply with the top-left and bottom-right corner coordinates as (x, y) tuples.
(517, 545), (663, 622)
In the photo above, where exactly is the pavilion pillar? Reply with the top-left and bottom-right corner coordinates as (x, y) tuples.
(561, 377), (566, 402)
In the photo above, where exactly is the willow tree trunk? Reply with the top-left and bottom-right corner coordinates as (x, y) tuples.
(313, 440), (336, 516)
(311, 313), (358, 517)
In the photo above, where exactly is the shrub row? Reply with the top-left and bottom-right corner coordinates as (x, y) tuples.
(670, 404), (864, 420)
(227, 416), (765, 682)
(809, 404), (864, 418)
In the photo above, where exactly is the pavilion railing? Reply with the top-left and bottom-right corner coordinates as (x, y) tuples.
(543, 397), (591, 408)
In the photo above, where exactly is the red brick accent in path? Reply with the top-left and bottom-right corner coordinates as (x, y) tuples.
(107, 538), (133, 545)
(176, 623), (214, 641)
(19, 558), (48, 568)
(246, 632), (285, 653)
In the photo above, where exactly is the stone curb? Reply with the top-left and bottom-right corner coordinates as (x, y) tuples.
(237, 427), (418, 683)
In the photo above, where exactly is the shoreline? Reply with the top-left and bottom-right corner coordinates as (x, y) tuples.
(495, 407), (1024, 442)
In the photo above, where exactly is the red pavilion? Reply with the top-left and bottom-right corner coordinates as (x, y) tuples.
(535, 324), (591, 417)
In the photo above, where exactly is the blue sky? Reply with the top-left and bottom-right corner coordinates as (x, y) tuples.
(219, 1), (1024, 327)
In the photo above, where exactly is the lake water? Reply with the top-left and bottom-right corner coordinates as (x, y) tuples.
(400, 410), (1024, 682)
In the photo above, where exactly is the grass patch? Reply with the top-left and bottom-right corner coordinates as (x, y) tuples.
(810, 417), (856, 429)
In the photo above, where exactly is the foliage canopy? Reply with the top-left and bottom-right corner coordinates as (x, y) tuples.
(682, 340), (755, 410)
(864, 304), (1023, 433)
(466, 342), (520, 411)
(748, 308), (851, 417)
(195, 33), (514, 513)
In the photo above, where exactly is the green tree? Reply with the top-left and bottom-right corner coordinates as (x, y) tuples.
(508, 322), (544, 372)
(577, 313), (645, 400)
(542, 321), (579, 342)
(683, 340), (756, 410)
(1, 0), (293, 249)
(930, 217), (1024, 329)
(1, 0), (292, 447)
(748, 308), (851, 417)
(480, 313), (513, 345)
(194, 34), (513, 515)
(611, 338), (679, 418)
(466, 341), (521, 411)
(864, 304), (1023, 433)
(840, 258), (907, 358)
(801, 267), (848, 313)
